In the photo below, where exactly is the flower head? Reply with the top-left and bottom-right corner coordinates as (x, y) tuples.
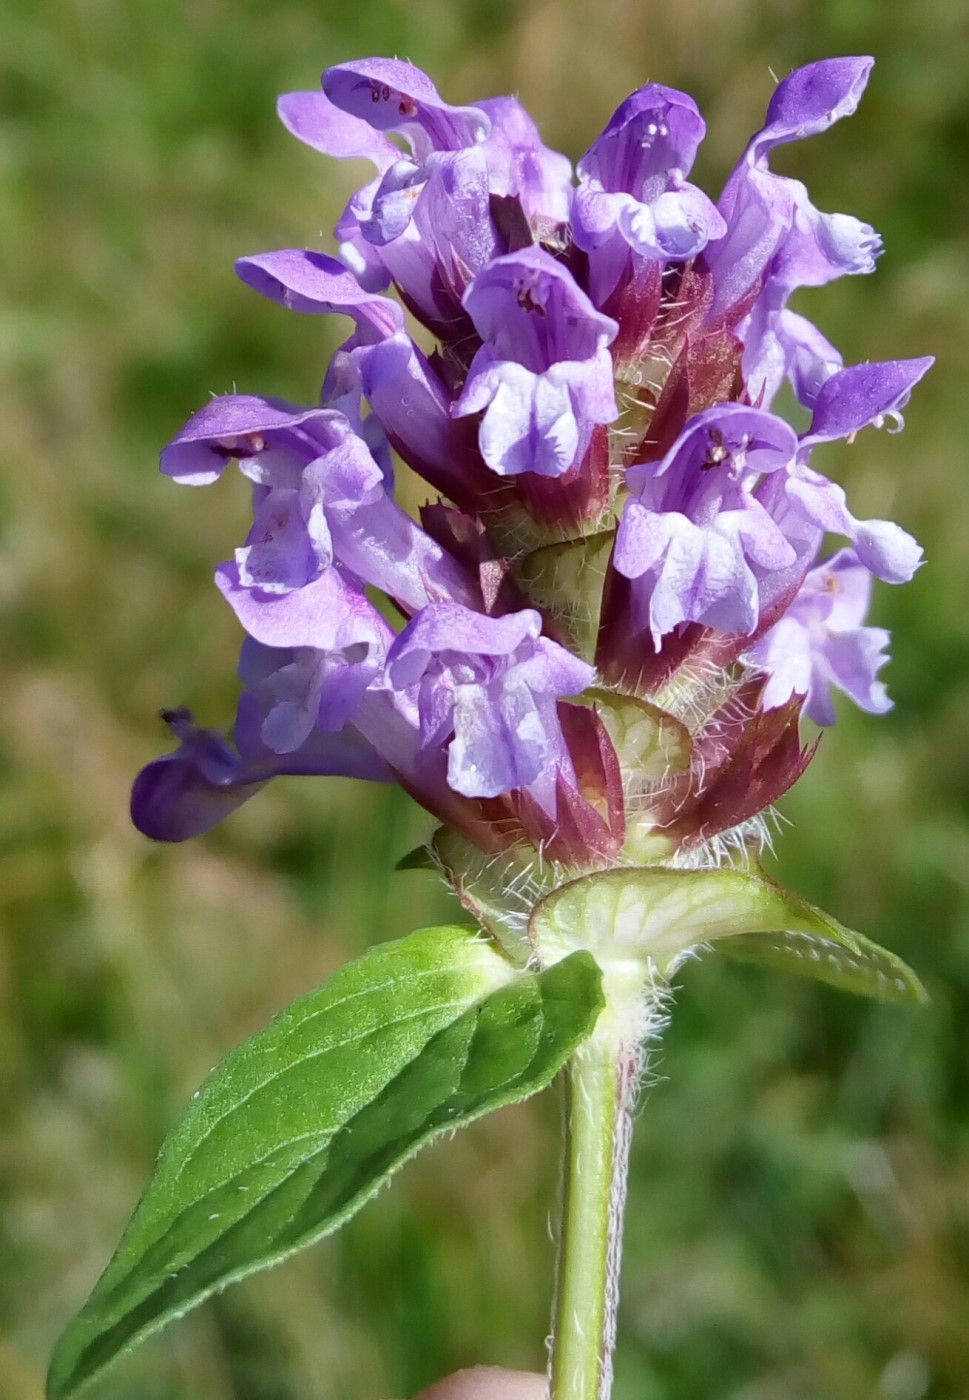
(135, 55), (930, 891)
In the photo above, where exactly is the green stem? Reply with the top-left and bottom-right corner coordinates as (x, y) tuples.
(548, 994), (639, 1400)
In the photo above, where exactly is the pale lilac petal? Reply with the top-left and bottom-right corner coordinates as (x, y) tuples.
(853, 520), (924, 584)
(387, 605), (542, 686)
(478, 95), (573, 224)
(215, 563), (378, 651)
(748, 546), (895, 725)
(782, 468), (923, 584)
(617, 185), (726, 261)
(818, 628), (892, 718)
(470, 362), (578, 479)
(448, 683), (524, 796)
(384, 604), (592, 806)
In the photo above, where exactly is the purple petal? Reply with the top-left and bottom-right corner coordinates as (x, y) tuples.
(277, 89), (399, 167)
(236, 487), (329, 593)
(215, 563), (380, 651)
(328, 491), (479, 610)
(852, 519), (924, 584)
(235, 250), (403, 339)
(387, 604), (543, 687)
(743, 309), (843, 411)
(478, 95), (573, 224)
(359, 332), (491, 503)
(577, 84), (707, 195)
(161, 395), (324, 486)
(462, 246), (618, 369)
(779, 469), (922, 584)
(804, 357), (934, 443)
(448, 681), (534, 797)
(459, 360), (578, 479)
(817, 628), (892, 720)
(323, 58), (490, 155)
(748, 546), (894, 725)
(633, 403), (799, 490)
(131, 745), (264, 841)
(411, 147), (501, 294)
(384, 603), (593, 806)
(131, 710), (264, 841)
(760, 58), (874, 152)
(617, 185), (726, 261)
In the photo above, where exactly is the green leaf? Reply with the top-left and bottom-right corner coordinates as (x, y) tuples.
(48, 928), (604, 1400)
(529, 866), (926, 1004)
(718, 926), (927, 1003)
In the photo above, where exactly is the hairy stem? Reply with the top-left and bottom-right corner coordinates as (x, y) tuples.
(548, 982), (643, 1400)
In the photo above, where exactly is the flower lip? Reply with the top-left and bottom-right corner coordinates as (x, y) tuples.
(759, 56), (874, 153)
(235, 249), (404, 338)
(384, 603), (595, 806)
(801, 356), (935, 446)
(160, 397), (350, 487)
(322, 57), (490, 154)
(276, 89), (400, 166)
(462, 246), (619, 369)
(577, 84), (707, 196)
(386, 604), (544, 689)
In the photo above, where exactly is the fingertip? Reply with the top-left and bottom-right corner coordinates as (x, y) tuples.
(411, 1365), (546, 1399)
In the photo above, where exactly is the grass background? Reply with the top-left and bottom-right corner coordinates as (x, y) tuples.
(2, 0), (968, 1396)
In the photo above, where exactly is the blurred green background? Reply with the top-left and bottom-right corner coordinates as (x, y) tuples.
(2, 0), (967, 1397)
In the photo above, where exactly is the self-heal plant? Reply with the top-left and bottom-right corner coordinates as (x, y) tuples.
(49, 56), (931, 1400)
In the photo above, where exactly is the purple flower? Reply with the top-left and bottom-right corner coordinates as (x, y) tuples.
(574, 84), (726, 304)
(477, 96), (573, 226)
(161, 395), (477, 633)
(317, 61), (502, 326)
(783, 358), (933, 584)
(614, 405), (798, 644)
(385, 604), (595, 805)
(701, 58), (881, 408)
(747, 549), (893, 725)
(454, 247), (619, 477)
(131, 696), (390, 843)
